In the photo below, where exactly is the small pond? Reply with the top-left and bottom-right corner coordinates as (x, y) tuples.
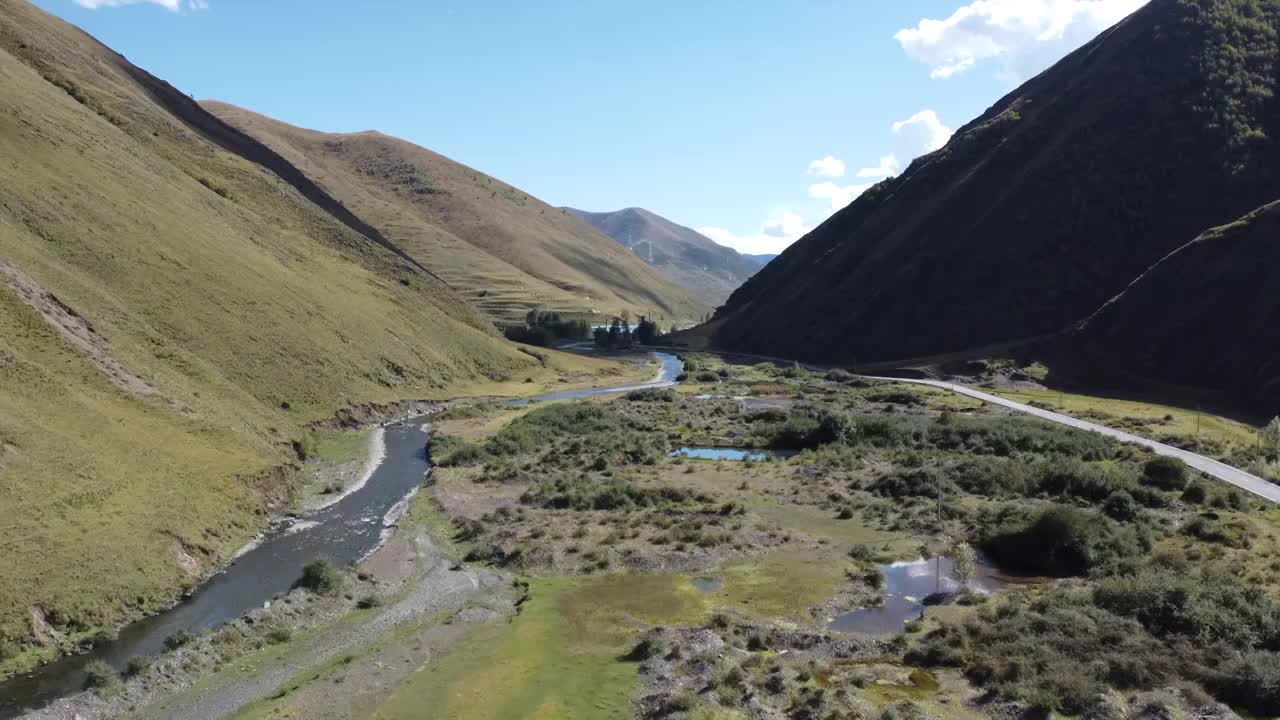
(828, 555), (1028, 635)
(669, 447), (798, 461)
(690, 576), (724, 593)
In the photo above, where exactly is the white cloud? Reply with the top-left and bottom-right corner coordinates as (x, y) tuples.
(75, 0), (208, 10)
(895, 0), (1147, 81)
(853, 110), (954, 181)
(856, 154), (898, 179)
(892, 109), (952, 157)
(808, 181), (873, 211)
(806, 155), (846, 178)
(699, 210), (813, 255)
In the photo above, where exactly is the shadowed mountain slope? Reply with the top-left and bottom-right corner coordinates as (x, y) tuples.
(712, 0), (1280, 366)
(1076, 199), (1280, 414)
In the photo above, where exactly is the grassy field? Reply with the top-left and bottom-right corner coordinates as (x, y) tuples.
(988, 386), (1262, 458)
(367, 547), (859, 720)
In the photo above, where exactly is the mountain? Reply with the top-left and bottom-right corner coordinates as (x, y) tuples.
(202, 105), (707, 326)
(1075, 199), (1280, 413)
(710, 0), (1280, 366)
(0, 0), (559, 669)
(744, 254), (778, 267)
(560, 207), (760, 307)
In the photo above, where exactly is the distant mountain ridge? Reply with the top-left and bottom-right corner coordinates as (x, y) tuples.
(709, 0), (1280, 404)
(745, 254), (778, 267)
(203, 104), (708, 326)
(562, 206), (761, 307)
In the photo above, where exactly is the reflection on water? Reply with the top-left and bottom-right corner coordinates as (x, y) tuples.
(828, 555), (1020, 635)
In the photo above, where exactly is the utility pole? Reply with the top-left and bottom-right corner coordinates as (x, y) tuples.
(936, 473), (943, 596)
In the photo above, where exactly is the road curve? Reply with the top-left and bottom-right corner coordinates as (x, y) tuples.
(870, 375), (1280, 504)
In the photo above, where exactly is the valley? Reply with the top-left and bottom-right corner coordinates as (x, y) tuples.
(14, 352), (1280, 719)
(5, 0), (1280, 718)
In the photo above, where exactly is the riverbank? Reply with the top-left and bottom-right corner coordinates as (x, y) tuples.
(0, 350), (670, 716)
(25, 495), (514, 720)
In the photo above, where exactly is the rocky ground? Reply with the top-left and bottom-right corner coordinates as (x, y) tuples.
(26, 522), (513, 720)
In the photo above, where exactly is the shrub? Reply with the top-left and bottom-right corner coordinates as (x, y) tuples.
(432, 436), (489, 467)
(1182, 482), (1208, 504)
(626, 635), (666, 661)
(527, 474), (696, 513)
(82, 659), (118, 690)
(849, 544), (877, 562)
(1094, 570), (1280, 649)
(267, 627), (293, 644)
(124, 655), (151, 678)
(980, 506), (1142, 576)
(503, 325), (554, 347)
(1182, 515), (1249, 548)
(297, 558), (342, 595)
(912, 597), (1171, 713)
(949, 457), (1034, 497)
(624, 388), (675, 402)
(164, 629), (195, 651)
(867, 389), (925, 406)
(762, 406), (856, 449)
(1212, 651), (1280, 715)
(695, 370), (720, 383)
(357, 594), (384, 609)
(293, 433), (319, 461)
(871, 467), (956, 499)
(747, 408), (788, 423)
(1038, 459), (1136, 502)
(1103, 490), (1140, 522)
(1143, 456), (1189, 490)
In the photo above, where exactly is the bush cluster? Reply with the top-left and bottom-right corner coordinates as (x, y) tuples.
(522, 475), (705, 512)
(978, 505), (1147, 576)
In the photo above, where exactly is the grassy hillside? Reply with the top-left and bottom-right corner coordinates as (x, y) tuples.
(0, 0), (550, 672)
(563, 207), (760, 308)
(201, 103), (708, 326)
(1076, 198), (1280, 414)
(713, 0), (1280, 364)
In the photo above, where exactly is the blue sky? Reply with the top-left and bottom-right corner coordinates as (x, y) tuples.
(33, 0), (1146, 254)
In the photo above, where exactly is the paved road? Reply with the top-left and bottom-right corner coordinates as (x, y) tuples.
(869, 375), (1280, 504)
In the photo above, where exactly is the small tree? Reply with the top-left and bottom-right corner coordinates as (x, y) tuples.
(297, 558), (341, 595)
(636, 317), (659, 345)
(607, 318), (622, 348)
(951, 541), (977, 592)
(1263, 417), (1280, 458)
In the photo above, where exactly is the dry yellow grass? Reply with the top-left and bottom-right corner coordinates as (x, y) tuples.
(203, 102), (708, 326)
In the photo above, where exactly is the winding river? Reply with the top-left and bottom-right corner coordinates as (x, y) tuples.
(0, 352), (683, 718)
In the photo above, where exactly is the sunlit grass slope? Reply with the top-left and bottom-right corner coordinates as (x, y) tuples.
(0, 0), (538, 671)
